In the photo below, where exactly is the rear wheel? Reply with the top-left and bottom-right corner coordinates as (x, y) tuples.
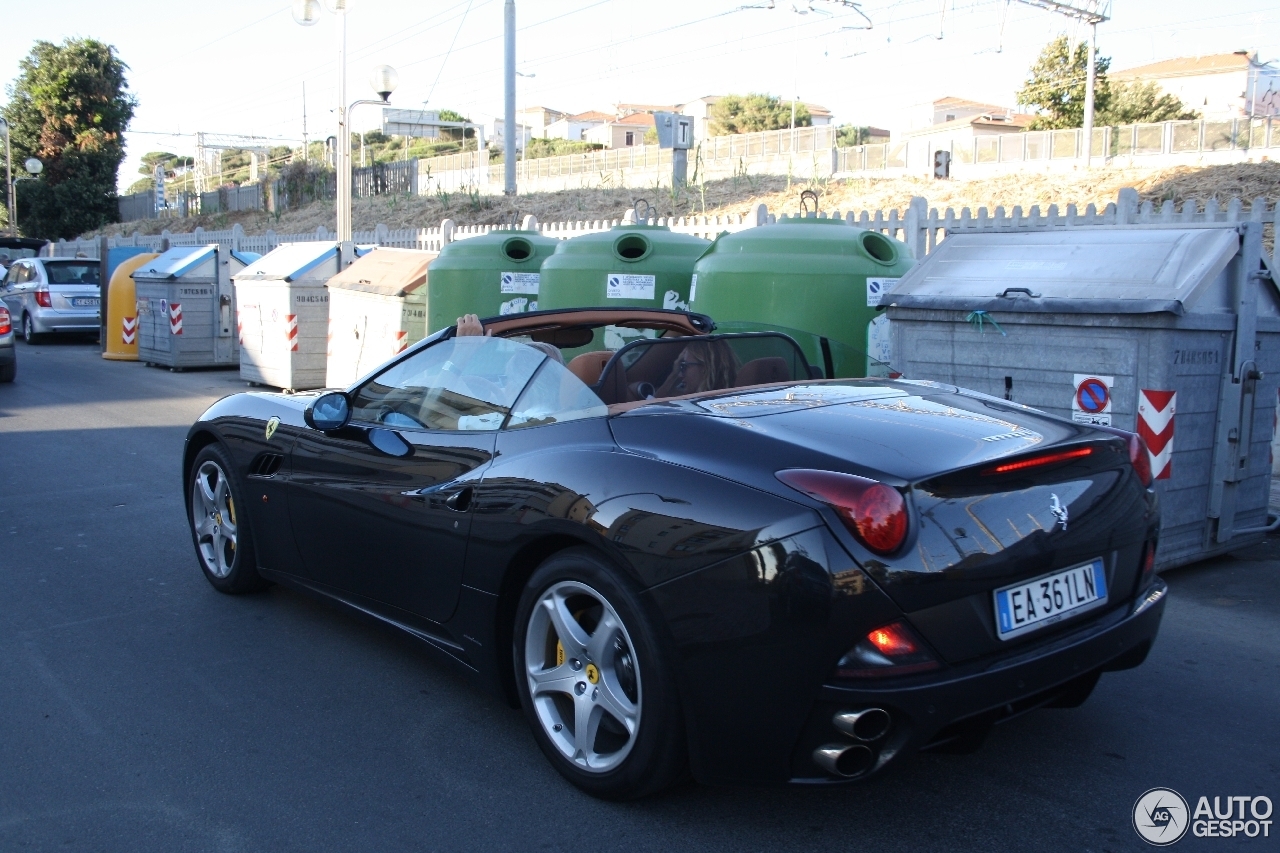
(514, 548), (686, 800)
(187, 444), (269, 594)
(21, 314), (40, 344)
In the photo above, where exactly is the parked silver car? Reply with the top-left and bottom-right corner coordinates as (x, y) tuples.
(0, 304), (14, 382)
(0, 258), (101, 343)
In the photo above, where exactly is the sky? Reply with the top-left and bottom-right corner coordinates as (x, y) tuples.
(0, 0), (1276, 192)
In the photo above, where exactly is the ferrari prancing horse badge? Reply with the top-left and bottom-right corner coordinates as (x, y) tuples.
(265, 417), (280, 440)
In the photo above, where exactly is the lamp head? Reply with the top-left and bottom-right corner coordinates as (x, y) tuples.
(291, 0), (322, 25)
(24, 158), (42, 175)
(370, 65), (399, 102)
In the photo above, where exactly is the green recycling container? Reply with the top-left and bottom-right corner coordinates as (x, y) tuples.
(538, 224), (710, 313)
(426, 230), (560, 334)
(689, 217), (915, 377)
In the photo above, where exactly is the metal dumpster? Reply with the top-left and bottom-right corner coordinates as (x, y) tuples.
(325, 247), (436, 388)
(133, 245), (249, 369)
(234, 242), (344, 391)
(883, 221), (1279, 570)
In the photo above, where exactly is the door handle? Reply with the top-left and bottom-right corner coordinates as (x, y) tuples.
(444, 487), (473, 512)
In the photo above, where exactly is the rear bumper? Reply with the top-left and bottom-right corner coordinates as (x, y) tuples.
(791, 579), (1167, 782)
(33, 310), (100, 333)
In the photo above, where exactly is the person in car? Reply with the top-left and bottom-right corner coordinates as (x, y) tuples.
(456, 312), (564, 364)
(657, 339), (738, 396)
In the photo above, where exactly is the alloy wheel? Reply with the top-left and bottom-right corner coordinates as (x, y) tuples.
(191, 459), (238, 578)
(524, 580), (642, 773)
(22, 314), (35, 344)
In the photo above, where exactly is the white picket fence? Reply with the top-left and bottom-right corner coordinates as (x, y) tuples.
(49, 188), (1276, 263)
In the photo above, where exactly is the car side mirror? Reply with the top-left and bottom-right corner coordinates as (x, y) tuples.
(304, 391), (352, 431)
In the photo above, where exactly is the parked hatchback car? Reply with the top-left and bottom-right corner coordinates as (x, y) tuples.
(1, 257), (101, 343)
(0, 304), (14, 382)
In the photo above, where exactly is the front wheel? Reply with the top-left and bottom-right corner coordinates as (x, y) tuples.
(187, 444), (269, 594)
(514, 548), (686, 800)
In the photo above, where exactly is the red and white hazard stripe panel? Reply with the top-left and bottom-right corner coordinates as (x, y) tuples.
(1137, 390), (1176, 480)
(121, 316), (137, 345)
(286, 314), (298, 352)
(168, 303), (183, 336)
(394, 330), (408, 353)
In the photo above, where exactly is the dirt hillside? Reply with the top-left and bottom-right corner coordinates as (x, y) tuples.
(86, 162), (1279, 239)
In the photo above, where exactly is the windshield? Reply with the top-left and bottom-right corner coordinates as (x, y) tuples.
(44, 262), (100, 284)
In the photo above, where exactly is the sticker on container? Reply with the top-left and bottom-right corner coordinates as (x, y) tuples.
(689, 274), (698, 303)
(1071, 374), (1113, 425)
(867, 315), (892, 372)
(1137, 390), (1176, 479)
(499, 297), (529, 315)
(866, 277), (899, 308)
(662, 290), (689, 311)
(606, 273), (655, 300)
(501, 271), (540, 294)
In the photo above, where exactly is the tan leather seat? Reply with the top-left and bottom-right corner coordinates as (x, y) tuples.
(734, 357), (790, 388)
(567, 350), (613, 385)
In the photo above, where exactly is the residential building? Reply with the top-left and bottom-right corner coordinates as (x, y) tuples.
(490, 119), (532, 152)
(902, 96), (1017, 132)
(516, 107), (567, 139)
(1111, 51), (1280, 119)
(584, 112), (656, 149)
(545, 110), (612, 141)
(613, 103), (678, 118)
(900, 112), (1034, 156)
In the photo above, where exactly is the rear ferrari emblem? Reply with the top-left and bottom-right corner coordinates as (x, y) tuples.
(1049, 494), (1068, 531)
(265, 417), (280, 440)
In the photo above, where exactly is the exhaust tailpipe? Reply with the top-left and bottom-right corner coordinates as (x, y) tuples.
(833, 707), (891, 742)
(813, 743), (875, 778)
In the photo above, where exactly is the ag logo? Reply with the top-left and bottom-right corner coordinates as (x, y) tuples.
(1134, 788), (1190, 845)
(265, 416), (280, 441)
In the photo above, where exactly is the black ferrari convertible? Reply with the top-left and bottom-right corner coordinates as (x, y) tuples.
(183, 307), (1166, 799)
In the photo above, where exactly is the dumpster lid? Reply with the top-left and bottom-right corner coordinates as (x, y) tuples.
(326, 247), (435, 296)
(883, 228), (1240, 315)
(133, 245), (218, 280)
(235, 242), (337, 282)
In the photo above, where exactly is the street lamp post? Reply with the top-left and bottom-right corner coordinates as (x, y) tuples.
(293, 0), (396, 247)
(0, 118), (13, 237)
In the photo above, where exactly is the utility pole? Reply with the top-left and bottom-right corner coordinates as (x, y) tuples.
(1082, 20), (1097, 166)
(1012, 1), (1110, 167)
(503, 0), (516, 195)
(302, 82), (309, 163)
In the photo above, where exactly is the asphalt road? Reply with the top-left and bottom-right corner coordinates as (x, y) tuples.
(1, 338), (1277, 853)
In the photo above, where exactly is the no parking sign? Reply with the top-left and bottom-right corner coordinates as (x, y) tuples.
(1072, 374), (1113, 426)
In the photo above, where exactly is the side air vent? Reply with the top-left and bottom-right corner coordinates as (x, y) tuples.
(249, 453), (284, 478)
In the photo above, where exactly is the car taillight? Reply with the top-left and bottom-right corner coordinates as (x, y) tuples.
(776, 469), (908, 555)
(1127, 433), (1153, 487)
(0, 307), (9, 336)
(35, 286), (52, 308)
(835, 621), (939, 678)
(982, 445), (1092, 475)
(1138, 541), (1157, 591)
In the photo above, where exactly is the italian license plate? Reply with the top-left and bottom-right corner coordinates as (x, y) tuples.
(993, 559), (1108, 640)
(71, 297), (99, 307)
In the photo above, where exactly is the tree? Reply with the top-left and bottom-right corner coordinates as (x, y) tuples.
(836, 125), (876, 146)
(1099, 81), (1199, 125)
(2, 38), (136, 238)
(1017, 35), (1110, 130)
(709, 93), (810, 136)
